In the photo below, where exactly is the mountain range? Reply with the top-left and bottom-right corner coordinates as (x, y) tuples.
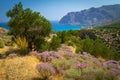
(59, 4), (120, 26)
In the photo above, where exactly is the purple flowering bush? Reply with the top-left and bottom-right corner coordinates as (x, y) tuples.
(37, 51), (61, 62)
(36, 63), (56, 80)
(73, 61), (87, 73)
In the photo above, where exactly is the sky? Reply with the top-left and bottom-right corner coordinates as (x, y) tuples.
(0, 0), (120, 22)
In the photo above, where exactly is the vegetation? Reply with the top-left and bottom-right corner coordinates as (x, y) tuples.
(0, 39), (4, 48)
(36, 63), (56, 80)
(49, 35), (61, 51)
(0, 2), (120, 80)
(34, 37), (49, 52)
(79, 29), (96, 40)
(94, 23), (120, 54)
(14, 36), (28, 55)
(56, 30), (113, 59)
(6, 2), (51, 52)
(0, 56), (40, 80)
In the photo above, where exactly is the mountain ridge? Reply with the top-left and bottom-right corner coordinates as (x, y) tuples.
(59, 4), (120, 26)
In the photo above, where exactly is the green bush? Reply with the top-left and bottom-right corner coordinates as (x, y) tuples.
(93, 38), (113, 59)
(82, 36), (94, 54)
(34, 37), (49, 52)
(94, 71), (119, 80)
(0, 39), (4, 48)
(75, 36), (113, 59)
(67, 41), (75, 46)
(57, 31), (74, 43)
(49, 36), (61, 51)
(51, 59), (71, 73)
(64, 68), (81, 79)
(76, 46), (83, 53)
(79, 71), (119, 80)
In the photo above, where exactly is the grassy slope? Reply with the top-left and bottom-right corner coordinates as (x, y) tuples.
(0, 45), (120, 80)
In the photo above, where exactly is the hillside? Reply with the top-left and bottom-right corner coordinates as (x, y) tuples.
(59, 4), (120, 26)
(0, 45), (120, 80)
(94, 22), (120, 54)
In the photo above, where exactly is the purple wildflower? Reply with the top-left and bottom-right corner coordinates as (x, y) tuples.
(53, 52), (60, 58)
(59, 69), (65, 73)
(74, 61), (87, 69)
(36, 63), (56, 78)
(37, 51), (61, 62)
(48, 56), (54, 61)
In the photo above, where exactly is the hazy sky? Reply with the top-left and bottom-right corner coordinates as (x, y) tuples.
(0, 0), (120, 22)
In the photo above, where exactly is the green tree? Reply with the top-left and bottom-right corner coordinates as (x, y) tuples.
(6, 2), (51, 51)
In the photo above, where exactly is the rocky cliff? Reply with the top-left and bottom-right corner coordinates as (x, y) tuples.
(59, 4), (120, 26)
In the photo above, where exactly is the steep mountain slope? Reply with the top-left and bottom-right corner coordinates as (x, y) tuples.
(59, 4), (120, 26)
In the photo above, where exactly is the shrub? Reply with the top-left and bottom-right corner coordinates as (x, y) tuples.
(34, 37), (49, 52)
(104, 72), (119, 80)
(94, 71), (119, 80)
(62, 52), (75, 60)
(79, 71), (119, 80)
(64, 68), (81, 80)
(36, 63), (56, 80)
(0, 39), (4, 48)
(52, 59), (71, 73)
(82, 36), (94, 54)
(93, 38), (113, 58)
(57, 31), (73, 43)
(14, 36), (28, 55)
(67, 41), (75, 46)
(37, 51), (60, 62)
(73, 61), (87, 72)
(75, 37), (113, 59)
(49, 35), (61, 51)
(79, 29), (96, 40)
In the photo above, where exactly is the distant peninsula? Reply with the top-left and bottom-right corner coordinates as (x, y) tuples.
(59, 4), (120, 26)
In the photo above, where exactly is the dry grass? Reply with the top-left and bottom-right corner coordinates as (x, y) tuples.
(14, 36), (28, 51)
(0, 46), (10, 54)
(0, 45), (18, 54)
(68, 46), (76, 53)
(0, 55), (40, 80)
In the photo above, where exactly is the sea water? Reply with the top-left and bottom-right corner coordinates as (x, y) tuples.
(0, 21), (82, 31)
(51, 21), (81, 31)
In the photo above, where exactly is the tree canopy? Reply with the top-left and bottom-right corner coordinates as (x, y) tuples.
(7, 2), (51, 52)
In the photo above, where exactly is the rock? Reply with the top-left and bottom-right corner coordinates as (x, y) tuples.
(59, 4), (120, 26)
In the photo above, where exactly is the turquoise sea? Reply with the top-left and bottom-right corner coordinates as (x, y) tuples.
(0, 21), (82, 31)
(51, 21), (81, 31)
